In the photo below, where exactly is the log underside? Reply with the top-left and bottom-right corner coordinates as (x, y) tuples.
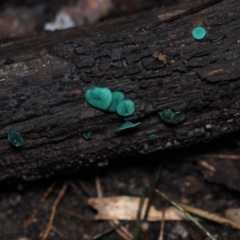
(0, 0), (239, 181)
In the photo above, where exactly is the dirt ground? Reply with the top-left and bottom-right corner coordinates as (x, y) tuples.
(1, 0), (240, 240)
(1, 131), (240, 240)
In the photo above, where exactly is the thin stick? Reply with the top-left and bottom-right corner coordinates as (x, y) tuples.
(79, 180), (92, 197)
(200, 154), (240, 160)
(70, 182), (84, 197)
(155, 189), (216, 240)
(109, 220), (133, 240)
(95, 176), (103, 198)
(141, 222), (150, 240)
(95, 176), (133, 240)
(178, 203), (240, 231)
(143, 165), (162, 221)
(90, 222), (123, 240)
(158, 208), (165, 240)
(23, 183), (56, 229)
(133, 190), (145, 240)
(39, 184), (68, 240)
(66, 210), (92, 222)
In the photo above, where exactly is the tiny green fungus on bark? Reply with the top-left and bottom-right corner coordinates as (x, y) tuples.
(192, 26), (206, 40)
(170, 112), (185, 124)
(116, 121), (141, 132)
(159, 109), (185, 124)
(83, 132), (93, 140)
(117, 99), (135, 117)
(8, 131), (23, 147)
(159, 109), (173, 123)
(49, 108), (54, 114)
(85, 87), (112, 110)
(107, 91), (125, 112)
(149, 134), (157, 140)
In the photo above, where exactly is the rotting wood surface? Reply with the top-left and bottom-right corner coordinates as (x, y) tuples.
(0, 0), (239, 181)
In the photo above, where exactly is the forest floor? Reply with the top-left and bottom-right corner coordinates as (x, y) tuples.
(1, 131), (240, 240)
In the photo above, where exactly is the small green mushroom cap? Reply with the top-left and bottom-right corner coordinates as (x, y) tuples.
(116, 121), (141, 132)
(83, 132), (93, 140)
(107, 91), (125, 112)
(170, 112), (185, 124)
(192, 26), (206, 40)
(117, 99), (135, 117)
(149, 134), (157, 140)
(49, 108), (54, 114)
(159, 109), (173, 123)
(159, 109), (185, 124)
(85, 87), (112, 110)
(8, 131), (23, 147)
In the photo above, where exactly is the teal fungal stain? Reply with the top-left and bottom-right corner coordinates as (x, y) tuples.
(8, 131), (23, 147)
(116, 121), (141, 132)
(107, 91), (125, 112)
(49, 108), (54, 114)
(83, 132), (93, 140)
(159, 109), (185, 124)
(149, 134), (157, 140)
(192, 26), (206, 40)
(117, 99), (135, 117)
(85, 87), (112, 110)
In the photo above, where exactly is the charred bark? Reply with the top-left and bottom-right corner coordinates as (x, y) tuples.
(0, 0), (239, 181)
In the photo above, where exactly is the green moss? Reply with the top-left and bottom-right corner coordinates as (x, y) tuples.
(107, 91), (125, 112)
(85, 87), (112, 110)
(116, 121), (141, 132)
(8, 131), (23, 147)
(159, 109), (185, 124)
(192, 26), (206, 40)
(117, 99), (135, 117)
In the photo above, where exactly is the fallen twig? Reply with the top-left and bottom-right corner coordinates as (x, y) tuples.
(178, 202), (240, 231)
(23, 183), (56, 229)
(39, 183), (68, 240)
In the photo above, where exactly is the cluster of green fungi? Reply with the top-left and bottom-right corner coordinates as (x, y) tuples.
(9, 25), (204, 147)
(85, 87), (139, 133)
(84, 87), (135, 117)
(159, 109), (185, 124)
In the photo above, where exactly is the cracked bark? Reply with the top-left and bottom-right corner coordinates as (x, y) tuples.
(0, 0), (239, 181)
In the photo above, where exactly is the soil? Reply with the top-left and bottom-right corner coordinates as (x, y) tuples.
(1, 131), (240, 240)
(1, 1), (240, 240)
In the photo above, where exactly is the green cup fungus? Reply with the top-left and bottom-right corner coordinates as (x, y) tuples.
(170, 111), (185, 124)
(149, 134), (157, 140)
(83, 132), (93, 140)
(8, 131), (23, 147)
(107, 91), (125, 112)
(159, 109), (185, 124)
(85, 87), (112, 110)
(49, 108), (54, 114)
(84, 87), (136, 117)
(116, 121), (141, 132)
(192, 26), (206, 40)
(117, 99), (135, 117)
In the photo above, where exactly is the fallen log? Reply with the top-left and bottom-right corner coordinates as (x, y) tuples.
(0, 0), (239, 181)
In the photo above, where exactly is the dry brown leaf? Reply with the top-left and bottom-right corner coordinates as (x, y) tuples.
(225, 208), (240, 222)
(88, 196), (187, 221)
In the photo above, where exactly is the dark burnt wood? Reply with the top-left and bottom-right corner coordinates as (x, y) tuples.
(0, 0), (239, 181)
